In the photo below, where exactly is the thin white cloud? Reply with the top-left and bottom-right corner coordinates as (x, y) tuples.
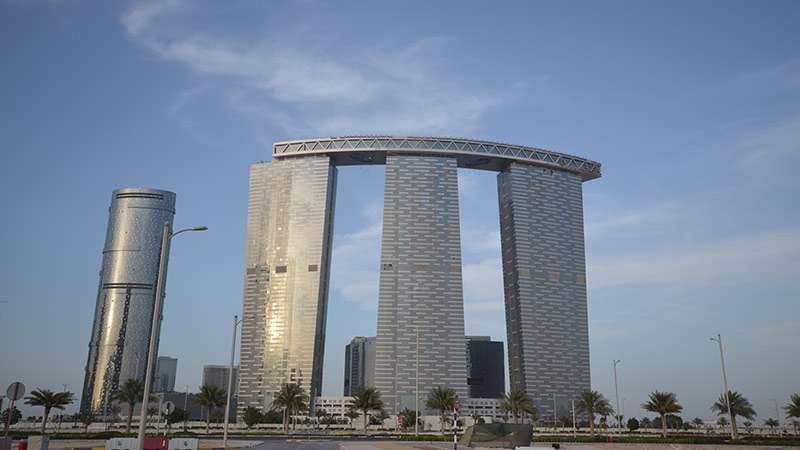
(585, 201), (683, 238)
(463, 257), (503, 303)
(747, 321), (800, 347)
(329, 203), (382, 311)
(733, 116), (800, 177)
(589, 227), (800, 289)
(120, 1), (505, 137)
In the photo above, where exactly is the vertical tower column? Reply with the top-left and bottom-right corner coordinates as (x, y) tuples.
(375, 155), (468, 413)
(239, 156), (337, 412)
(498, 164), (590, 421)
(81, 188), (176, 413)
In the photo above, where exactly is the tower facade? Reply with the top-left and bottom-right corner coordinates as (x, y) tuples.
(343, 336), (376, 396)
(498, 164), (590, 419)
(466, 336), (505, 399)
(239, 137), (600, 416)
(374, 155), (468, 413)
(239, 157), (337, 411)
(81, 188), (176, 413)
(154, 356), (178, 392)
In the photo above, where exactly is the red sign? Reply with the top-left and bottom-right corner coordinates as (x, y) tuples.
(398, 417), (403, 423)
(454, 394), (461, 412)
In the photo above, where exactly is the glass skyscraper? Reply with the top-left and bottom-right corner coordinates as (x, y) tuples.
(239, 137), (600, 417)
(81, 188), (176, 413)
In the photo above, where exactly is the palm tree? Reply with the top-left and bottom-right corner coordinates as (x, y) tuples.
(109, 404), (122, 430)
(717, 415), (728, 432)
(374, 409), (390, 428)
(24, 389), (74, 434)
(711, 391), (755, 439)
(692, 417), (704, 430)
(785, 394), (800, 421)
(112, 379), (155, 433)
(425, 386), (455, 436)
(271, 383), (308, 435)
(498, 389), (536, 424)
(574, 390), (612, 437)
(194, 385), (227, 435)
(349, 387), (384, 435)
(641, 391), (683, 437)
(764, 418), (780, 434)
(742, 420), (753, 434)
(345, 409), (361, 429)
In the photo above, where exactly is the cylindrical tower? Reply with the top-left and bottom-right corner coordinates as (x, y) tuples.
(80, 188), (176, 413)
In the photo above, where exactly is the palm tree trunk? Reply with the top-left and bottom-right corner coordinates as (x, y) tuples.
(283, 408), (289, 435)
(42, 408), (50, 434)
(440, 412), (445, 436)
(363, 411), (368, 436)
(513, 412), (518, 424)
(731, 416), (739, 440)
(588, 412), (595, 436)
(206, 408), (211, 435)
(127, 404), (134, 433)
(661, 414), (667, 437)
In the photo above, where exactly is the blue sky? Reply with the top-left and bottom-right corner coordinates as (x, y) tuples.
(1, 0), (798, 424)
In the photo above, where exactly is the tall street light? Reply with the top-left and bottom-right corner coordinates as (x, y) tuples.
(223, 314), (247, 447)
(613, 359), (621, 435)
(710, 334), (735, 440)
(137, 222), (207, 450)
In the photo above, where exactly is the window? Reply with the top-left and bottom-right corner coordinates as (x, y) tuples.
(275, 266), (287, 273)
(382, 263), (393, 271)
(414, 264), (428, 272)
(519, 269), (530, 278)
(548, 272), (560, 282)
(576, 275), (586, 285)
(308, 265), (318, 272)
(450, 265), (461, 273)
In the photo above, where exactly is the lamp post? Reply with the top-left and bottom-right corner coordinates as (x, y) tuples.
(415, 328), (419, 436)
(223, 314), (245, 447)
(136, 222), (207, 450)
(710, 334), (735, 440)
(613, 359), (621, 435)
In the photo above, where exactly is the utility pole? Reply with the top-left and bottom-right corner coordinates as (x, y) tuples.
(613, 360), (621, 435)
(710, 334), (735, 440)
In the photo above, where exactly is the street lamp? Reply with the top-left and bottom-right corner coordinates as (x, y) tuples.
(710, 334), (735, 440)
(223, 314), (247, 447)
(613, 360), (621, 435)
(136, 222), (207, 450)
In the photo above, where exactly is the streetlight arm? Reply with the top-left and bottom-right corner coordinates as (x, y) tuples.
(170, 226), (208, 239)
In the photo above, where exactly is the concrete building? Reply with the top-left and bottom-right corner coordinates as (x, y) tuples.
(81, 188), (176, 413)
(202, 365), (238, 395)
(313, 396), (354, 422)
(343, 337), (376, 396)
(466, 336), (505, 399)
(154, 356), (178, 392)
(239, 137), (600, 417)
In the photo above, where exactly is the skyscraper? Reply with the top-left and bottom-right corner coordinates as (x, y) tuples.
(239, 158), (337, 411)
(81, 188), (176, 413)
(498, 165), (590, 418)
(374, 155), (468, 412)
(154, 356), (178, 392)
(466, 336), (505, 399)
(202, 365), (239, 395)
(239, 137), (600, 416)
(343, 336), (376, 396)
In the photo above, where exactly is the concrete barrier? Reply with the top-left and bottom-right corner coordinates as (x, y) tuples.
(27, 436), (49, 450)
(167, 440), (197, 450)
(105, 438), (137, 450)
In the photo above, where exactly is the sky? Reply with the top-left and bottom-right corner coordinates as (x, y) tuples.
(1, 0), (798, 425)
